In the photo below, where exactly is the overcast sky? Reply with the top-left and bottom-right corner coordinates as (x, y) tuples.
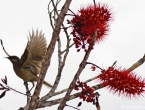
(0, 0), (145, 110)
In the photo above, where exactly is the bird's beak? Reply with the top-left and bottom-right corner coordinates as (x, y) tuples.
(5, 57), (9, 59)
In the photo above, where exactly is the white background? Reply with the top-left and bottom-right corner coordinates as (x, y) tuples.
(0, 0), (145, 110)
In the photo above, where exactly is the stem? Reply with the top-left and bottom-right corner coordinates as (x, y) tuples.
(68, 9), (76, 16)
(66, 104), (80, 110)
(0, 39), (10, 56)
(86, 62), (103, 70)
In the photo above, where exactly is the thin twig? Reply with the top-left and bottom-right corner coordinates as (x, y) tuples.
(65, 14), (75, 16)
(0, 39), (10, 56)
(86, 62), (103, 70)
(7, 85), (30, 97)
(56, 0), (61, 6)
(93, 0), (96, 5)
(68, 9), (76, 16)
(61, 43), (74, 54)
(112, 61), (117, 67)
(66, 104), (81, 110)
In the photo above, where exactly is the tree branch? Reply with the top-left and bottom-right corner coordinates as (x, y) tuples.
(51, 76), (98, 97)
(127, 54), (145, 71)
(40, 0), (72, 101)
(28, 0), (72, 109)
(37, 84), (102, 108)
(57, 31), (98, 110)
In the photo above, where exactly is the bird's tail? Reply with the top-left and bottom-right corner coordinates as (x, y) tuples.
(43, 80), (53, 88)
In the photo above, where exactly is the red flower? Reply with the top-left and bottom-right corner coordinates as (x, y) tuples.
(74, 80), (96, 103)
(69, 3), (112, 52)
(97, 66), (145, 98)
(91, 65), (96, 71)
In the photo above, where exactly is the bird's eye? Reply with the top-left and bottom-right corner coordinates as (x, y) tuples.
(12, 58), (18, 62)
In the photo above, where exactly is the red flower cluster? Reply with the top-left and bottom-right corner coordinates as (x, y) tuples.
(74, 80), (96, 102)
(70, 3), (112, 52)
(97, 66), (145, 97)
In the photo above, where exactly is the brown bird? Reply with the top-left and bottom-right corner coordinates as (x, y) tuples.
(6, 30), (52, 91)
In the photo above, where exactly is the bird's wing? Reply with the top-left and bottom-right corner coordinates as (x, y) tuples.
(21, 30), (47, 76)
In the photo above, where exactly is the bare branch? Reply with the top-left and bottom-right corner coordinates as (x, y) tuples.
(0, 39), (10, 56)
(127, 54), (145, 71)
(61, 43), (74, 54)
(66, 104), (81, 110)
(37, 84), (102, 108)
(86, 62), (103, 70)
(28, 0), (72, 109)
(41, 38), (72, 101)
(40, 0), (73, 102)
(58, 31), (98, 110)
(50, 76), (97, 97)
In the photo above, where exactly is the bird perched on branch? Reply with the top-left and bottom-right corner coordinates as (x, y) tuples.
(1, 30), (52, 91)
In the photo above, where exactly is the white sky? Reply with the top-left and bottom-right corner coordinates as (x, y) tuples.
(0, 0), (145, 110)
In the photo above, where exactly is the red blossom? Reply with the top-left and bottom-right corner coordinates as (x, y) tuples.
(91, 65), (96, 71)
(69, 3), (112, 52)
(74, 80), (97, 103)
(97, 66), (145, 98)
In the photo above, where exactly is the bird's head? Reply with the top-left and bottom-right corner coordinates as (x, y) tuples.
(6, 56), (21, 66)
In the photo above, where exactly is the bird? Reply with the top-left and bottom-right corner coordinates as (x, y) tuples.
(6, 30), (52, 91)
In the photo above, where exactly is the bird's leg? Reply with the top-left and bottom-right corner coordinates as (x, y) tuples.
(23, 82), (31, 104)
(29, 81), (35, 92)
(24, 81), (31, 95)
